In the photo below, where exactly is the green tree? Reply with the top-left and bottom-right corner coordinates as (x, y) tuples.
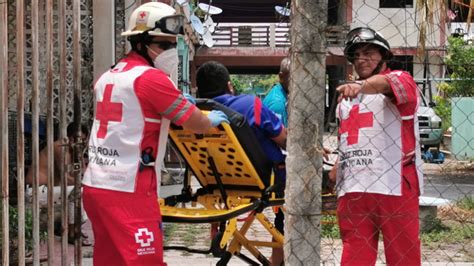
(231, 76), (244, 94)
(253, 75), (279, 92)
(230, 74), (278, 95)
(443, 37), (474, 96)
(435, 37), (474, 131)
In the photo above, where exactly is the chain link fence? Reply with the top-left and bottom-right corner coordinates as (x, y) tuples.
(286, 0), (473, 264)
(1, 0), (473, 265)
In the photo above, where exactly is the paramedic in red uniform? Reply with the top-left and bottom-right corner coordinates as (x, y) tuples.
(330, 27), (423, 265)
(82, 3), (228, 265)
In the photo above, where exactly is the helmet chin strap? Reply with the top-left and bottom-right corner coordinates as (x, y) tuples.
(371, 60), (385, 76)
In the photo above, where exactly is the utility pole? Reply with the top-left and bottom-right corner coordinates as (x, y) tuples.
(285, 0), (327, 265)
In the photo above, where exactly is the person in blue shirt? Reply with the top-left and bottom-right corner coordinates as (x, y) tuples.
(263, 57), (290, 127)
(195, 61), (287, 266)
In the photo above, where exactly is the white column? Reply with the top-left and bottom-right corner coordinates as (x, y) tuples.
(93, 1), (115, 81)
(270, 23), (276, 48)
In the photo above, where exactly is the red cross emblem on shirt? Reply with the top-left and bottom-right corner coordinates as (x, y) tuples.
(339, 104), (373, 145)
(96, 84), (123, 139)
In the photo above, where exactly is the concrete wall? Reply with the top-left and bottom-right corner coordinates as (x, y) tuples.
(451, 97), (474, 160)
(93, 1), (116, 81)
(351, 0), (443, 49)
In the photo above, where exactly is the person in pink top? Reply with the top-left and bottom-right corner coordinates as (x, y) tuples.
(82, 3), (228, 265)
(330, 27), (423, 265)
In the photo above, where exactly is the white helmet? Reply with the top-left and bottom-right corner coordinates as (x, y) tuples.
(122, 2), (184, 37)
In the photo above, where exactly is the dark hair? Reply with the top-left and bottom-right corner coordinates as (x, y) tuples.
(196, 61), (231, 99)
(66, 122), (89, 138)
(346, 43), (393, 62)
(127, 34), (155, 66)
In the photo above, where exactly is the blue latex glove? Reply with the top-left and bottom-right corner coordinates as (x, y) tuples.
(207, 110), (229, 127)
(183, 93), (196, 104)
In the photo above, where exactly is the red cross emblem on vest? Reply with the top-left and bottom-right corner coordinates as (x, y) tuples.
(339, 104), (373, 145)
(96, 84), (123, 139)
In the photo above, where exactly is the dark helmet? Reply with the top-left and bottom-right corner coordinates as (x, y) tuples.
(344, 27), (393, 63)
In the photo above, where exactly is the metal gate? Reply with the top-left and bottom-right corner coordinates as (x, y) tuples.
(0, 0), (98, 264)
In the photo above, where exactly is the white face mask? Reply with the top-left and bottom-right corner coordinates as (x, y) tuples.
(147, 46), (178, 76)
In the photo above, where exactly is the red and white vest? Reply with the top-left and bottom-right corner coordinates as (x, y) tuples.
(83, 63), (170, 193)
(336, 94), (423, 197)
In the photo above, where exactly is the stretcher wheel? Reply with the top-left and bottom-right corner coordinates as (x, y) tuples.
(211, 231), (227, 257)
(216, 251), (232, 266)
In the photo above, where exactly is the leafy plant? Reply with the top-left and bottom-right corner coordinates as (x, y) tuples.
(421, 215), (450, 234)
(435, 36), (474, 131)
(230, 76), (244, 94)
(433, 93), (452, 133)
(0, 205), (47, 259)
(443, 37), (474, 97)
(231, 74), (279, 95)
(321, 215), (340, 238)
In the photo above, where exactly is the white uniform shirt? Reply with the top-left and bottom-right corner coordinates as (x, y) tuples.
(336, 71), (423, 197)
(83, 65), (164, 193)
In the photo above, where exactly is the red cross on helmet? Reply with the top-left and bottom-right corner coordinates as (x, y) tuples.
(121, 2), (184, 37)
(344, 27), (393, 63)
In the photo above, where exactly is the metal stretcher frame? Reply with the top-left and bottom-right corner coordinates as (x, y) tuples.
(160, 99), (285, 265)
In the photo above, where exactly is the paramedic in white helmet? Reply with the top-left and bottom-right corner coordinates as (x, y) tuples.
(82, 3), (228, 265)
(329, 27), (423, 265)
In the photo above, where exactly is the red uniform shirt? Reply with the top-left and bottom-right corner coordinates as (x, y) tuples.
(130, 52), (196, 194)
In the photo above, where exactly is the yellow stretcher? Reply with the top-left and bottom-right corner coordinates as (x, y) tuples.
(160, 99), (336, 265)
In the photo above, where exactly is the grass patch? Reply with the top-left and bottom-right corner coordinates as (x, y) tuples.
(421, 216), (450, 235)
(181, 225), (203, 246)
(456, 196), (474, 210)
(163, 223), (178, 245)
(321, 215), (340, 238)
(319, 196), (474, 243)
(421, 198), (474, 246)
(163, 223), (211, 248)
(421, 220), (473, 244)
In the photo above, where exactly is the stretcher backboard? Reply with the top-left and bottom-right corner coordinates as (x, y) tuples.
(168, 99), (275, 196)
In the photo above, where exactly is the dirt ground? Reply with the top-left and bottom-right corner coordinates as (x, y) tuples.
(423, 158), (474, 176)
(162, 204), (473, 264)
(163, 158), (474, 264)
(79, 158), (474, 264)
